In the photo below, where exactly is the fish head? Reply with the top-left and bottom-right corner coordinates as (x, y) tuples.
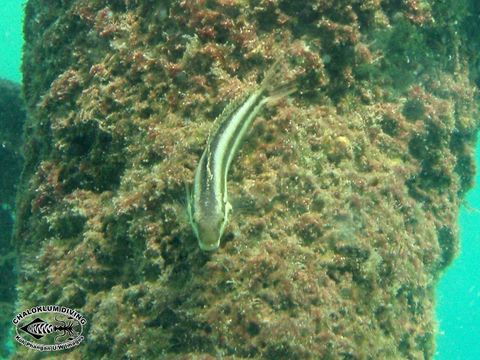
(191, 202), (230, 251)
(195, 213), (227, 251)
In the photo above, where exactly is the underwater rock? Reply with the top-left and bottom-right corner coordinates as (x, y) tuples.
(15, 0), (479, 358)
(0, 78), (25, 358)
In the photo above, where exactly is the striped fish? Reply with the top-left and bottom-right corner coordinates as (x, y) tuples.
(20, 317), (78, 341)
(20, 318), (55, 339)
(27, 321), (55, 338)
(187, 62), (295, 251)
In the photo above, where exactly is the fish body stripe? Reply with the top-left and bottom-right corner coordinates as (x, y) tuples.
(210, 90), (264, 202)
(27, 322), (55, 335)
(223, 92), (267, 174)
(191, 89), (267, 250)
(195, 90), (265, 213)
(189, 61), (295, 250)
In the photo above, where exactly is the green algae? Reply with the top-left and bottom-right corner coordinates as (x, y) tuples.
(13, 0), (480, 358)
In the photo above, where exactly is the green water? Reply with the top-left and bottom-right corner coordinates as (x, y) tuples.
(0, 0), (23, 83)
(0, 1), (479, 358)
(0, 2), (23, 357)
(435, 140), (480, 360)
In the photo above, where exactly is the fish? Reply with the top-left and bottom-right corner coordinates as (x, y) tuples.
(20, 317), (79, 342)
(187, 61), (296, 251)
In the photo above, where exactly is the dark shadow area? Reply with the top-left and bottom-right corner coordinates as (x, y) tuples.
(0, 79), (25, 358)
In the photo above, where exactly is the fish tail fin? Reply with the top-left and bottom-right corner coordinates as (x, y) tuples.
(263, 81), (297, 105)
(259, 59), (297, 104)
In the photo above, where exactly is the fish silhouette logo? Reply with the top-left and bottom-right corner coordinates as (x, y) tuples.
(20, 316), (79, 341)
(12, 305), (86, 352)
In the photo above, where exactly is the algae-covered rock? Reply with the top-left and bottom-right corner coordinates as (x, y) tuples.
(15, 0), (479, 358)
(0, 79), (25, 358)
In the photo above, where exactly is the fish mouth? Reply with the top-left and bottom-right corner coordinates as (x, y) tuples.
(199, 240), (220, 251)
